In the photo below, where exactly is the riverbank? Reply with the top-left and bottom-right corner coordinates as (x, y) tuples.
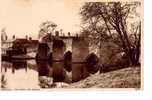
(66, 66), (141, 88)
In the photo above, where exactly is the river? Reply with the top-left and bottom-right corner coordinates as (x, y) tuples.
(1, 60), (71, 90)
(1, 60), (40, 90)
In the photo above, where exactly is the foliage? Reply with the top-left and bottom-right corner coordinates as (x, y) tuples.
(80, 2), (141, 65)
(38, 21), (57, 39)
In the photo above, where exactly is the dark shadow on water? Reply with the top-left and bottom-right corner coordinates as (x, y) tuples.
(52, 61), (66, 82)
(36, 60), (67, 83)
(1, 60), (28, 74)
(36, 60), (51, 77)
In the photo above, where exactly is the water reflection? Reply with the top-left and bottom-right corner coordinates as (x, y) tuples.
(52, 62), (65, 82)
(37, 61), (51, 77)
(12, 61), (27, 74)
(1, 60), (72, 89)
(36, 61), (53, 88)
(37, 60), (71, 88)
(1, 60), (40, 89)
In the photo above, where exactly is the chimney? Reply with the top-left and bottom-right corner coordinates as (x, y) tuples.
(68, 32), (70, 36)
(76, 33), (78, 37)
(55, 31), (59, 37)
(12, 35), (15, 40)
(25, 35), (28, 40)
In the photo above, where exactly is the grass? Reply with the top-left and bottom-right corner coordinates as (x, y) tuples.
(66, 66), (141, 88)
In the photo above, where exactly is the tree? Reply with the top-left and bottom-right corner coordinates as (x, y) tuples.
(38, 20), (57, 39)
(80, 2), (141, 65)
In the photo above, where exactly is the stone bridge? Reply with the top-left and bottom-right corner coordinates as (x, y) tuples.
(37, 35), (99, 82)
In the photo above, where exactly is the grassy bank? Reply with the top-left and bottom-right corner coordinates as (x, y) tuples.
(66, 66), (141, 88)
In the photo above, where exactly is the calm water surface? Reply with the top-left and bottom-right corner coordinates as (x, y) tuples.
(1, 60), (55, 89)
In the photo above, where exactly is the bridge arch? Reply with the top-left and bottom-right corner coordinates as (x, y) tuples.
(63, 51), (72, 72)
(85, 53), (99, 74)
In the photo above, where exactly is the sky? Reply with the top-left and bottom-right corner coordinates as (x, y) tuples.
(0, 0), (142, 40)
(0, 0), (84, 39)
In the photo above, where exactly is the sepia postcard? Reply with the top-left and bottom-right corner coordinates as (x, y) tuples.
(0, 0), (143, 90)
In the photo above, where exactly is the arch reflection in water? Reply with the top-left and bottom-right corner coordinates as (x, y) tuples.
(36, 60), (53, 88)
(37, 61), (51, 77)
(36, 59), (72, 88)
